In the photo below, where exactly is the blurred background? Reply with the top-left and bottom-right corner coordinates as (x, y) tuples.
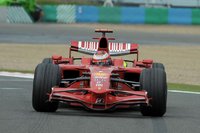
(0, 0), (200, 23)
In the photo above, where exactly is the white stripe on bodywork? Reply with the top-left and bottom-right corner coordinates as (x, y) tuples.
(78, 41), (82, 49)
(127, 43), (131, 50)
(78, 41), (132, 55)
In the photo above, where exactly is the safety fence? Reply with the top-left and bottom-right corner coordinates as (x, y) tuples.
(41, 5), (200, 25)
(0, 6), (33, 23)
(1, 5), (200, 25)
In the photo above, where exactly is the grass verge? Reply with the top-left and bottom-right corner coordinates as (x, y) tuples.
(168, 83), (200, 92)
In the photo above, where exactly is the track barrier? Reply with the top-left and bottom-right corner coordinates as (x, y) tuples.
(168, 8), (192, 25)
(99, 7), (121, 23)
(192, 9), (200, 25)
(121, 7), (145, 24)
(57, 5), (75, 23)
(1, 5), (200, 25)
(145, 8), (168, 24)
(42, 5), (57, 22)
(0, 6), (32, 23)
(41, 5), (200, 25)
(76, 5), (98, 23)
(0, 6), (8, 23)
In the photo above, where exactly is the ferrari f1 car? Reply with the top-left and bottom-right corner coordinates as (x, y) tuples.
(32, 29), (167, 117)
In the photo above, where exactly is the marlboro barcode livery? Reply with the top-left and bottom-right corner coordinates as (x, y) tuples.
(32, 29), (167, 117)
(71, 41), (138, 55)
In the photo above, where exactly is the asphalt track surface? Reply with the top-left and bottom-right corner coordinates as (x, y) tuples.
(0, 23), (200, 45)
(0, 76), (200, 133)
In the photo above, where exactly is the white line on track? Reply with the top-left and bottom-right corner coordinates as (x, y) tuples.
(0, 79), (32, 82)
(0, 71), (199, 95)
(0, 88), (24, 90)
(168, 90), (200, 95)
(0, 72), (33, 79)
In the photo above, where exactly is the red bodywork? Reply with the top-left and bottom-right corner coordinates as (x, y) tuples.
(49, 29), (153, 111)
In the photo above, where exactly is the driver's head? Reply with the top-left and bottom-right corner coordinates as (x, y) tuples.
(92, 51), (111, 66)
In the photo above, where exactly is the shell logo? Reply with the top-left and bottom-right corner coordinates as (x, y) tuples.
(94, 72), (107, 77)
(98, 87), (102, 90)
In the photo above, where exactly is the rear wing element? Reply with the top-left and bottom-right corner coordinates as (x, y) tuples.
(70, 41), (138, 56)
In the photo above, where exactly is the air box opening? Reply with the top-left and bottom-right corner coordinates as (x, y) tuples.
(99, 38), (108, 48)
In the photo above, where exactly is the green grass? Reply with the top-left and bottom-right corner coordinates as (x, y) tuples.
(168, 83), (200, 92)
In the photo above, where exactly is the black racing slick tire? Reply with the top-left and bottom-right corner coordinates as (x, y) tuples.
(32, 63), (61, 112)
(42, 58), (53, 64)
(140, 68), (167, 117)
(152, 63), (165, 70)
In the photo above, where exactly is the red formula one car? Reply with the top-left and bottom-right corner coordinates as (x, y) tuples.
(32, 29), (167, 116)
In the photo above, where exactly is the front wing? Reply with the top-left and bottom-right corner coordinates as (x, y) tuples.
(49, 87), (149, 111)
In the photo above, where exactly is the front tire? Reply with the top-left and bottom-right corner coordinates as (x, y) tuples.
(152, 63), (165, 70)
(140, 68), (167, 117)
(32, 63), (61, 112)
(42, 58), (53, 64)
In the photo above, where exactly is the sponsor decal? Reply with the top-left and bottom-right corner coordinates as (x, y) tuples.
(96, 84), (103, 87)
(94, 72), (107, 87)
(95, 98), (104, 104)
(77, 41), (131, 54)
(98, 87), (102, 90)
(78, 41), (98, 52)
(109, 42), (130, 52)
(94, 72), (107, 77)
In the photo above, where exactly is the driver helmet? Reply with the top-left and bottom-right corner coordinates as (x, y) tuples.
(92, 51), (111, 66)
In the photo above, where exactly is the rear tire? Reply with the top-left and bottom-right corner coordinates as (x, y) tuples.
(42, 58), (53, 64)
(140, 68), (167, 117)
(152, 63), (165, 70)
(32, 63), (61, 112)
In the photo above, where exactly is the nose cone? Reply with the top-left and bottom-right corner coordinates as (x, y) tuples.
(90, 71), (110, 94)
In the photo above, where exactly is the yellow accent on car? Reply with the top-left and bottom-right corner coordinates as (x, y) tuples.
(123, 61), (127, 67)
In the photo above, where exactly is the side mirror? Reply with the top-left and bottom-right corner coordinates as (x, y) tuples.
(52, 55), (62, 60)
(142, 59), (153, 64)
